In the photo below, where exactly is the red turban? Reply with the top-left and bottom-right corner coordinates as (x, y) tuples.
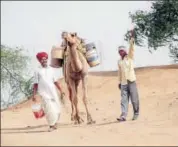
(36, 52), (48, 61)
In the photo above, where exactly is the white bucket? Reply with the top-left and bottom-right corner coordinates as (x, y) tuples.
(85, 42), (100, 67)
(32, 103), (45, 119)
(31, 103), (42, 112)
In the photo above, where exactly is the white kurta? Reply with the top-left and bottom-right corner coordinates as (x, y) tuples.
(34, 66), (61, 126)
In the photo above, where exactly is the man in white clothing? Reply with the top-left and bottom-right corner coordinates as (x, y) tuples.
(33, 52), (65, 132)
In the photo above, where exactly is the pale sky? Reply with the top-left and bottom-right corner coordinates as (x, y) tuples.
(1, 1), (172, 77)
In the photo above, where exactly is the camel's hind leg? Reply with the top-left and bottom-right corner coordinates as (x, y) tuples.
(82, 76), (95, 124)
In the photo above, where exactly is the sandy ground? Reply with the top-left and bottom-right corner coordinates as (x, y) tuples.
(1, 65), (178, 146)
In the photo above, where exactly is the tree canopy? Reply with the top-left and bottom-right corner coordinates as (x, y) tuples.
(1, 45), (33, 109)
(125, 0), (178, 62)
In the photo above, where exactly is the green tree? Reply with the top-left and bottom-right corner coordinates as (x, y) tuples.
(124, 0), (178, 62)
(1, 45), (33, 109)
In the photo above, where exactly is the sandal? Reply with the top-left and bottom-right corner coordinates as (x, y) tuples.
(48, 126), (57, 132)
(117, 117), (126, 122)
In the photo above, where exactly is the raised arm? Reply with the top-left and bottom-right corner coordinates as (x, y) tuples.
(128, 37), (135, 59)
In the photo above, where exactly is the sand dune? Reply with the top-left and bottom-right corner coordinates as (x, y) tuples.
(1, 65), (178, 146)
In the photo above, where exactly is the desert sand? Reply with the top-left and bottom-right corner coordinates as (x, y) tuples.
(1, 65), (178, 146)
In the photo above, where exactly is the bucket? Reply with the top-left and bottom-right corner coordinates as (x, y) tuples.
(50, 47), (64, 68)
(31, 103), (45, 119)
(51, 47), (64, 59)
(85, 43), (100, 67)
(50, 58), (63, 68)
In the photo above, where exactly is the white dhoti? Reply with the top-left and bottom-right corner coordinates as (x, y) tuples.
(34, 66), (62, 126)
(42, 98), (60, 126)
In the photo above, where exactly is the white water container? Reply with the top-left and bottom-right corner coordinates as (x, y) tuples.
(31, 103), (45, 119)
(85, 42), (100, 67)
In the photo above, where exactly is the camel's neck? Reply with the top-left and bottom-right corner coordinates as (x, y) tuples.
(68, 41), (82, 72)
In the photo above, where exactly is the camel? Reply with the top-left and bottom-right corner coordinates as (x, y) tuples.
(61, 32), (95, 125)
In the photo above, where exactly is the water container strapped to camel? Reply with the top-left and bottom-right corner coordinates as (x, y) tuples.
(84, 42), (100, 67)
(50, 47), (64, 68)
(50, 42), (100, 68)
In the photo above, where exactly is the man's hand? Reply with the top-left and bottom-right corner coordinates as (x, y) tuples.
(60, 92), (65, 104)
(61, 92), (65, 99)
(32, 96), (37, 102)
(130, 37), (134, 45)
(118, 83), (121, 90)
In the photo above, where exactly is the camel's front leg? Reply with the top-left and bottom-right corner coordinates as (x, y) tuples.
(70, 80), (83, 124)
(82, 76), (95, 124)
(67, 85), (75, 121)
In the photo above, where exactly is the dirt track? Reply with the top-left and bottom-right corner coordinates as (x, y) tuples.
(1, 65), (178, 146)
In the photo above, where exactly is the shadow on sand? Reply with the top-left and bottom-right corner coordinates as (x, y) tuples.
(2, 118), (168, 134)
(1, 120), (120, 134)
